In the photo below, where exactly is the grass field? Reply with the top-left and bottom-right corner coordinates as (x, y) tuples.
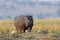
(0, 19), (60, 40)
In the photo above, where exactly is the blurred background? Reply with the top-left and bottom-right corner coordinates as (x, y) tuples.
(0, 0), (60, 19)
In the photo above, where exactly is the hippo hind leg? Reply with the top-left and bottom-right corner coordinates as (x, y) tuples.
(17, 26), (24, 34)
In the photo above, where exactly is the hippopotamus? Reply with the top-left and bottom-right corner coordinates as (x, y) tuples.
(14, 15), (33, 33)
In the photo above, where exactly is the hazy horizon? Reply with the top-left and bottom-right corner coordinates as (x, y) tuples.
(0, 0), (60, 19)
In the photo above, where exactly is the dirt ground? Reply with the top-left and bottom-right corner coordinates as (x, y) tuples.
(0, 32), (60, 40)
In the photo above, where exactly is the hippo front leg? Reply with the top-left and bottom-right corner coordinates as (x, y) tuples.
(28, 27), (32, 32)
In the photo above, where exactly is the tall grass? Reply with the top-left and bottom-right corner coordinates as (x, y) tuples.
(0, 19), (60, 35)
(33, 19), (60, 33)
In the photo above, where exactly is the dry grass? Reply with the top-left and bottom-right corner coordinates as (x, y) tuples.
(0, 19), (60, 40)
(33, 19), (60, 33)
(0, 19), (60, 34)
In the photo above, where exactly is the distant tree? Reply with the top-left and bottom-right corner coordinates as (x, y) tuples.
(45, 13), (51, 17)
(23, 13), (33, 16)
(0, 16), (3, 19)
(27, 1), (35, 6)
(39, 1), (52, 6)
(9, 5), (16, 10)
(7, 16), (12, 19)
(56, 9), (60, 17)
(37, 13), (44, 19)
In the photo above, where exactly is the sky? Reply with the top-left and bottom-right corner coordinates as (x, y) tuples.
(0, 0), (60, 19)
